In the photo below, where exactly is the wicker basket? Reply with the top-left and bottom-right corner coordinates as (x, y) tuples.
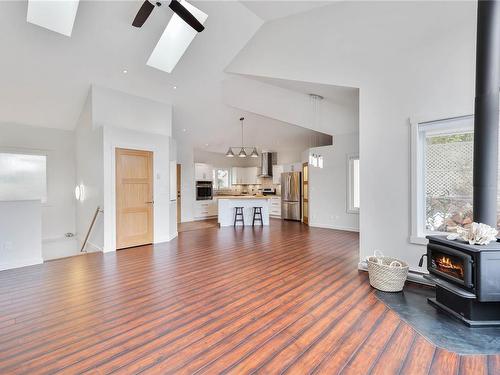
(367, 250), (409, 292)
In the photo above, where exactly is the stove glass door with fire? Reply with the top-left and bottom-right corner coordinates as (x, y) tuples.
(427, 243), (474, 290)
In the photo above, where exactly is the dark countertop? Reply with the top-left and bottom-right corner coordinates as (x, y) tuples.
(427, 235), (500, 252)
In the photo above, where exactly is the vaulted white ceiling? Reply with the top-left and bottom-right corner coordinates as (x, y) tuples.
(241, 1), (332, 21)
(0, 0), (356, 154)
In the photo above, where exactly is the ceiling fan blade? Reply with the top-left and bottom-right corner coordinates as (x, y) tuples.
(132, 0), (155, 28)
(168, 0), (205, 32)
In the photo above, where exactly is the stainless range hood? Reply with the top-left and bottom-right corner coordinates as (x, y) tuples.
(259, 152), (275, 178)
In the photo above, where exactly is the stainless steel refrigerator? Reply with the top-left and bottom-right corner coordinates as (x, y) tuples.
(281, 171), (301, 221)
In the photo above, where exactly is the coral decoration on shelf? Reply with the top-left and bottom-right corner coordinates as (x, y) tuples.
(447, 222), (498, 245)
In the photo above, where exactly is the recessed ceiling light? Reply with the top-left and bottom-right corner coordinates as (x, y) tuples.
(122, 69), (128, 74)
(205, 143), (209, 147)
(182, 128), (186, 132)
(173, 86), (177, 90)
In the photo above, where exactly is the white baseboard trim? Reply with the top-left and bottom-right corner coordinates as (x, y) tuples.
(193, 216), (217, 221)
(154, 232), (178, 244)
(85, 241), (103, 253)
(0, 257), (44, 271)
(42, 235), (75, 244)
(309, 223), (359, 232)
(357, 261), (434, 287)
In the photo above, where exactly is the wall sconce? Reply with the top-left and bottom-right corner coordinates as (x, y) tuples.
(309, 153), (324, 169)
(74, 184), (85, 201)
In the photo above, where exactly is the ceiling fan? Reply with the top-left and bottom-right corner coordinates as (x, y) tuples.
(132, 0), (205, 32)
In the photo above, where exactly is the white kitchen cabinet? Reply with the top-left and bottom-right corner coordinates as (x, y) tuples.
(194, 198), (218, 219)
(269, 196), (281, 217)
(195, 163), (213, 181)
(194, 201), (210, 218)
(272, 165), (284, 184)
(245, 167), (258, 185)
(231, 167), (242, 185)
(208, 198), (218, 216)
(231, 167), (258, 185)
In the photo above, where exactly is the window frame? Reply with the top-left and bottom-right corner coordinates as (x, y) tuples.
(409, 114), (474, 245)
(347, 153), (360, 214)
(212, 167), (231, 190)
(0, 148), (49, 204)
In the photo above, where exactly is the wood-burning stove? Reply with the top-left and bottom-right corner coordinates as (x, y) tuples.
(417, 0), (500, 327)
(421, 236), (500, 326)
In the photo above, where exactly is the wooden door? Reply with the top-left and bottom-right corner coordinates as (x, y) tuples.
(302, 162), (309, 225)
(116, 148), (154, 249)
(177, 164), (181, 223)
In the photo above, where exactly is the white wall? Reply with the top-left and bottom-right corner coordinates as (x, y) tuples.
(92, 86), (172, 137)
(169, 138), (178, 237)
(0, 122), (77, 259)
(194, 149), (259, 168)
(75, 86), (175, 253)
(222, 76), (358, 136)
(308, 134), (359, 232)
(0, 200), (42, 270)
(177, 145), (196, 222)
(276, 150), (304, 165)
(92, 87), (174, 251)
(75, 92), (104, 253)
(227, 1), (476, 270)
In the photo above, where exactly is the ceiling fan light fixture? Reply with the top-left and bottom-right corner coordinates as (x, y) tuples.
(250, 148), (259, 158)
(168, 0), (205, 32)
(238, 148), (247, 158)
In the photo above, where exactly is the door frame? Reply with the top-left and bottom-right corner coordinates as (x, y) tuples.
(176, 163), (181, 223)
(302, 162), (309, 225)
(106, 141), (159, 252)
(115, 147), (154, 249)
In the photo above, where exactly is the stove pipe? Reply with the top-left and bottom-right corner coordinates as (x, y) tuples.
(473, 0), (500, 227)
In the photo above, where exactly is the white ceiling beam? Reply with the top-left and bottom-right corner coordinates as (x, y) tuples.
(147, 0), (208, 74)
(27, 0), (80, 37)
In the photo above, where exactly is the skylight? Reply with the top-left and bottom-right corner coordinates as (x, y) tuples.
(147, 0), (207, 74)
(27, 0), (80, 37)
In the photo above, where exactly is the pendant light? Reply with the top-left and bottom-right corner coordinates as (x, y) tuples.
(226, 117), (258, 158)
(238, 117), (247, 157)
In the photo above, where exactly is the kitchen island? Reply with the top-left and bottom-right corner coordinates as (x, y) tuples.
(217, 196), (271, 226)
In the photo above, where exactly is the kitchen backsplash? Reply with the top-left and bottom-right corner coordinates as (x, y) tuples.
(215, 177), (280, 196)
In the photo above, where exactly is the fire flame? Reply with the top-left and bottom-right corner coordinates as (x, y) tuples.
(435, 255), (464, 279)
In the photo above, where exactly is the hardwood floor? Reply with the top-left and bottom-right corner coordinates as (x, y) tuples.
(0, 220), (498, 374)
(178, 218), (218, 233)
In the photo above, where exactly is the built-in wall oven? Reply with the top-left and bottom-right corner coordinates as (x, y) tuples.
(196, 181), (213, 201)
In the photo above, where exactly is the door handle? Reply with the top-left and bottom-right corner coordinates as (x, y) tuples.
(146, 201), (154, 204)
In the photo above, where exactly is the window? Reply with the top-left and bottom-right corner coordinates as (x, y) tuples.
(411, 115), (474, 242)
(348, 154), (360, 213)
(0, 152), (47, 203)
(213, 168), (230, 190)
